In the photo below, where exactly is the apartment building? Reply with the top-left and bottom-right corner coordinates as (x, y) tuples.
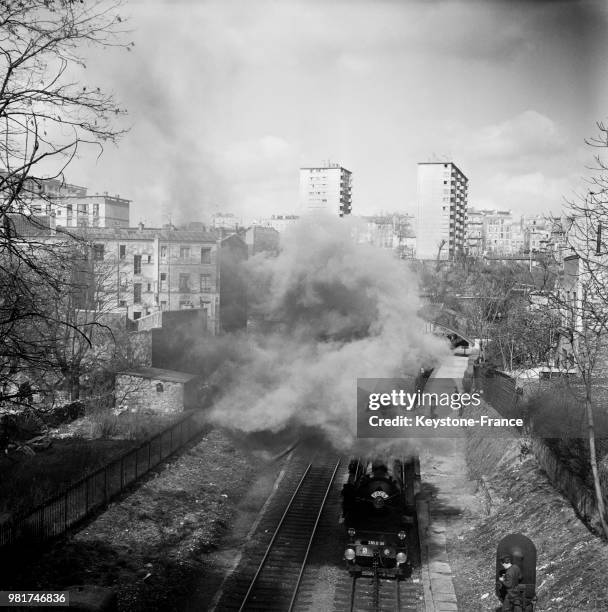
(416, 162), (468, 260)
(68, 225), (222, 333)
(243, 225), (280, 256)
(355, 214), (415, 258)
(6, 176), (130, 228)
(299, 163), (352, 216)
(466, 208), (485, 256)
(483, 210), (524, 255)
(259, 214), (300, 233)
(465, 209), (566, 256)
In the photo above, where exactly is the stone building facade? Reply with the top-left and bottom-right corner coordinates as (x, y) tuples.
(67, 225), (222, 333)
(115, 367), (202, 414)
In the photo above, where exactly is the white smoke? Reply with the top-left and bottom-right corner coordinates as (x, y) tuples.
(207, 214), (449, 451)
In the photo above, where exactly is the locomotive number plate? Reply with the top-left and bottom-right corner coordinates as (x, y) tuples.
(367, 540), (384, 546)
(356, 545), (373, 556)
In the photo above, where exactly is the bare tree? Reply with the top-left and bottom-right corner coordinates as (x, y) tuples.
(546, 253), (608, 538)
(0, 0), (129, 403)
(544, 123), (608, 538)
(1, 0), (129, 227)
(489, 300), (560, 372)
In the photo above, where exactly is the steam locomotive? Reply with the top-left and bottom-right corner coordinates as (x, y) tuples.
(341, 457), (417, 579)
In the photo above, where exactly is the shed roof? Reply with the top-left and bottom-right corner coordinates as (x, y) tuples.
(118, 367), (198, 383)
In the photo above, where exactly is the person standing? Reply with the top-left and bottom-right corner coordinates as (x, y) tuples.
(498, 555), (522, 611)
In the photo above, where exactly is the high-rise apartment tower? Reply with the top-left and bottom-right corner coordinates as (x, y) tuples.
(416, 162), (468, 260)
(299, 162), (352, 216)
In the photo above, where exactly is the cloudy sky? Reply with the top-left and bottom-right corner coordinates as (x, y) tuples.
(69, 0), (608, 226)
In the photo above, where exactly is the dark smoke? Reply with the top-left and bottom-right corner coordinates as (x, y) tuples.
(207, 214), (449, 451)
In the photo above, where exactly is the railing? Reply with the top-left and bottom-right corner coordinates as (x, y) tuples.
(0, 410), (206, 549)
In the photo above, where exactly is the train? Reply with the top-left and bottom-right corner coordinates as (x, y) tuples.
(341, 457), (417, 579)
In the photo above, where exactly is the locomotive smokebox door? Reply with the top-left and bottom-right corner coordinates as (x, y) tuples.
(496, 533), (537, 610)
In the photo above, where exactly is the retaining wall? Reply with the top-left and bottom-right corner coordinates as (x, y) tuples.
(476, 367), (607, 534)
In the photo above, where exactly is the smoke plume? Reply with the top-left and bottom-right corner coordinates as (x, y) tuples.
(207, 214), (449, 451)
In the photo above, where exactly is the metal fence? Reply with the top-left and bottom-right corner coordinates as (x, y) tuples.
(0, 411), (206, 549)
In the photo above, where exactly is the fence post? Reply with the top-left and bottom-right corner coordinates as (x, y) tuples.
(85, 477), (89, 512)
(104, 467), (108, 505)
(170, 427), (173, 452)
(64, 494), (68, 532)
(148, 441), (151, 470)
(135, 448), (139, 479)
(120, 456), (124, 491)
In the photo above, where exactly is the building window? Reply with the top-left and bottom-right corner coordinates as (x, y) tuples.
(160, 272), (167, 290)
(133, 312), (141, 320)
(160, 301), (167, 310)
(200, 273), (212, 292)
(147, 255), (152, 264)
(146, 282), (152, 292)
(200, 247), (211, 264)
(134, 254), (142, 274)
(180, 246), (190, 259)
(134, 283), (142, 303)
(92, 244), (104, 261)
(179, 273), (190, 292)
(119, 299), (126, 307)
(119, 245), (126, 260)
(160, 246), (167, 261)
(93, 203), (99, 217)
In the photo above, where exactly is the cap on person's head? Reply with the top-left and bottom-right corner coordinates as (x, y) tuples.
(501, 555), (512, 564)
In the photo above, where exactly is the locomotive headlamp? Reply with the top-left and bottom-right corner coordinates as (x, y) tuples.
(383, 548), (392, 556)
(398, 531), (406, 540)
(396, 552), (407, 565)
(344, 548), (356, 561)
(347, 528), (356, 537)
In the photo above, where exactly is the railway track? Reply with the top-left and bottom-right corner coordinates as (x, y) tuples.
(214, 455), (340, 611)
(333, 575), (421, 612)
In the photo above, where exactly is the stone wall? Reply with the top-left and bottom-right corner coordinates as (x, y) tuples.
(115, 374), (184, 414)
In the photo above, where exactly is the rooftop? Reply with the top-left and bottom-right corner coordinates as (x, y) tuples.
(118, 367), (199, 383)
(63, 226), (219, 242)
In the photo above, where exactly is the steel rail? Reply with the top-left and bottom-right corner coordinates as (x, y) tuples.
(237, 463), (314, 612)
(287, 458), (341, 611)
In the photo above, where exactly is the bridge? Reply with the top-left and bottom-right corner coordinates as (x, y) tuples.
(423, 319), (476, 349)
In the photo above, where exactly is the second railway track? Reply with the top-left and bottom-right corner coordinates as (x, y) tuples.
(215, 455), (341, 611)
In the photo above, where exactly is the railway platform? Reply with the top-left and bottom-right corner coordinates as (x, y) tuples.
(417, 354), (478, 612)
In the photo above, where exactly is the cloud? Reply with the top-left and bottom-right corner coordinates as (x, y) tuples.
(68, 1), (607, 224)
(476, 170), (582, 213)
(467, 110), (568, 162)
(220, 136), (293, 177)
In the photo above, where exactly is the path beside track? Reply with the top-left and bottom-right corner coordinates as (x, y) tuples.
(417, 355), (480, 612)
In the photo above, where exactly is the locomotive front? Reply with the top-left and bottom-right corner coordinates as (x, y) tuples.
(342, 458), (413, 579)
